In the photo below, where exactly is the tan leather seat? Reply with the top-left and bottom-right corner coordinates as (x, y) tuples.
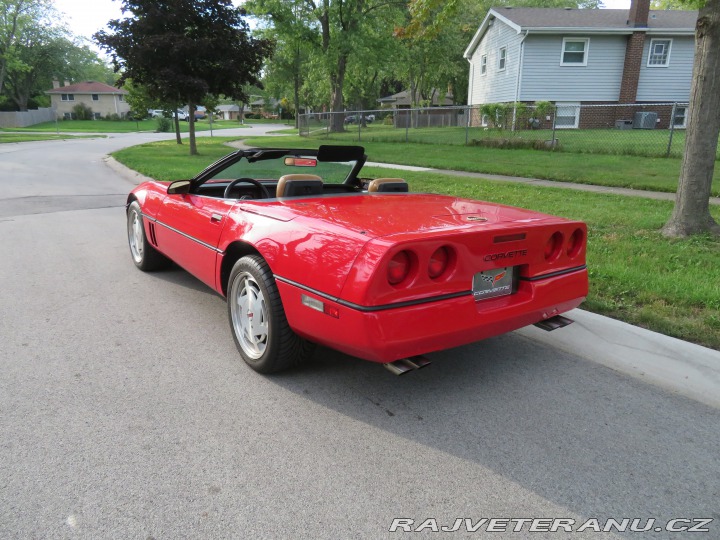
(276, 174), (323, 198)
(367, 178), (408, 193)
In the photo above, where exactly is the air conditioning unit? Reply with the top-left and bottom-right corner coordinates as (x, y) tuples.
(633, 111), (658, 129)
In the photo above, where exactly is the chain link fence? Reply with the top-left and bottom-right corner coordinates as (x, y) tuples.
(298, 102), (700, 159)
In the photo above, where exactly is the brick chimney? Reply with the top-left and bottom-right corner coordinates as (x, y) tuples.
(52, 78), (60, 89)
(619, 0), (651, 103)
(628, 0), (650, 28)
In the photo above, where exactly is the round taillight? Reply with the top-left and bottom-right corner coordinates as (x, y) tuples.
(388, 251), (411, 285)
(428, 247), (450, 279)
(544, 232), (563, 261)
(567, 228), (584, 258)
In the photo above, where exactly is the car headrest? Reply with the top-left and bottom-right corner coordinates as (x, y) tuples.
(368, 178), (408, 193)
(277, 174), (323, 198)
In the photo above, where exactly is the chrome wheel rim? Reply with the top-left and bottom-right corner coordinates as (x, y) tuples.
(230, 271), (269, 359)
(128, 209), (144, 263)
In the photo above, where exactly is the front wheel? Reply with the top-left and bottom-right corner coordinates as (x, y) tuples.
(227, 255), (314, 373)
(126, 201), (168, 271)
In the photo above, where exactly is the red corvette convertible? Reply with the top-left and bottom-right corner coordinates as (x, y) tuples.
(126, 145), (588, 374)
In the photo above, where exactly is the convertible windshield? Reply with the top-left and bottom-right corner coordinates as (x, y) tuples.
(208, 153), (358, 184)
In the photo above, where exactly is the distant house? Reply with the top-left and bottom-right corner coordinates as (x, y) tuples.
(46, 80), (130, 119)
(464, 0), (697, 128)
(217, 104), (252, 121)
(377, 89), (454, 109)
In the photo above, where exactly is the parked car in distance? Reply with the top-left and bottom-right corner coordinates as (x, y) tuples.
(126, 145), (588, 376)
(344, 114), (374, 124)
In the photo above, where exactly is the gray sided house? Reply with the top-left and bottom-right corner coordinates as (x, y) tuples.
(464, 0), (697, 129)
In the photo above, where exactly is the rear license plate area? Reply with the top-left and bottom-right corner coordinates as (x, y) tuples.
(472, 266), (517, 300)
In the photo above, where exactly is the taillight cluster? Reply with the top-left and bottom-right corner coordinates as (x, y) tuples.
(544, 228), (585, 261)
(387, 246), (455, 286)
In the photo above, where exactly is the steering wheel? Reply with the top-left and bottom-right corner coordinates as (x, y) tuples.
(224, 178), (271, 199)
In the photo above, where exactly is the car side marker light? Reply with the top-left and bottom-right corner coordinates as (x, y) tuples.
(301, 294), (339, 318)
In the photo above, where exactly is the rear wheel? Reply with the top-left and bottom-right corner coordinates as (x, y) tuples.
(126, 201), (168, 271)
(227, 255), (314, 373)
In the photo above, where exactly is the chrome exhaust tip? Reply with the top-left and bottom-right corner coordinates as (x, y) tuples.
(383, 356), (431, 376)
(534, 314), (574, 331)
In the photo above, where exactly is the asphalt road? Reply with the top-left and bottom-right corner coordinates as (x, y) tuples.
(1, 129), (718, 539)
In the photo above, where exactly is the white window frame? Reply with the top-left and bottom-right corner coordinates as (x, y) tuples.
(555, 102), (580, 129)
(498, 47), (507, 71)
(560, 38), (589, 67)
(61, 94), (74, 101)
(672, 106), (687, 129)
(481, 114), (489, 127)
(647, 38), (672, 67)
(480, 54), (487, 75)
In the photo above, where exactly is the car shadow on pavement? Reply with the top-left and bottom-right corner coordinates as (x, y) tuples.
(267, 334), (720, 531)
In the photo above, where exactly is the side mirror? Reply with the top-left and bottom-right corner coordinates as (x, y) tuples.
(167, 180), (191, 195)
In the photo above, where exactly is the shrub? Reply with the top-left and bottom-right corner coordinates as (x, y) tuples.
(469, 137), (560, 151)
(156, 116), (171, 132)
(383, 115), (393, 125)
(72, 103), (93, 120)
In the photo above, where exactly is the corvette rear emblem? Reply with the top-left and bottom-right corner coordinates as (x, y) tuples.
(466, 216), (487, 222)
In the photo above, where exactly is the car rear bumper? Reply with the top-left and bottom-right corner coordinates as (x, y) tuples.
(278, 269), (588, 363)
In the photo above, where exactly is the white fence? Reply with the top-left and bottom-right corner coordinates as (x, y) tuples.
(0, 107), (55, 128)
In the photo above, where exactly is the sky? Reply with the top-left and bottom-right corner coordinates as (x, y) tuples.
(53, 0), (247, 42)
(54, 0), (633, 43)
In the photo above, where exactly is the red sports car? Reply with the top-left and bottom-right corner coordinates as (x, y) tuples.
(126, 145), (588, 374)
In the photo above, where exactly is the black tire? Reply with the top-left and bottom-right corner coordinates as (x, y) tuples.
(126, 201), (168, 271)
(227, 255), (314, 373)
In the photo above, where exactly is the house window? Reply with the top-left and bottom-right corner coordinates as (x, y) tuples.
(118, 95), (124, 101)
(561, 38), (589, 66)
(648, 39), (672, 67)
(481, 55), (487, 75)
(555, 102), (580, 129)
(673, 106), (687, 128)
(61, 94), (74, 101)
(63, 112), (72, 120)
(481, 114), (489, 127)
(92, 94), (99, 101)
(498, 47), (507, 71)
(93, 112), (102, 120)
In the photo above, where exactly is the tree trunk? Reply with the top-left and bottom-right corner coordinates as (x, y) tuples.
(173, 110), (182, 144)
(329, 54), (347, 132)
(662, 0), (720, 237)
(188, 102), (198, 155)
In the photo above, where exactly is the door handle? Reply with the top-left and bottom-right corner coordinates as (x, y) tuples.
(210, 213), (223, 223)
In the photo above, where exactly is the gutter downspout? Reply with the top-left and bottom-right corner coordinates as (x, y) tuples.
(512, 30), (529, 131)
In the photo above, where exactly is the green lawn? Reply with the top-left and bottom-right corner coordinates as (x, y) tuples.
(112, 138), (720, 350)
(4, 118), (248, 133)
(243, 134), (720, 197)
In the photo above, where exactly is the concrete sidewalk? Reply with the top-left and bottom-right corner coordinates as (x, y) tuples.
(365, 161), (720, 206)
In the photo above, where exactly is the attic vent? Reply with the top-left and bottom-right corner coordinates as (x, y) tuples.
(651, 13), (657, 18)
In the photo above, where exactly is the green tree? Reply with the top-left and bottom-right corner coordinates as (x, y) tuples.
(95, 0), (271, 155)
(249, 0), (405, 132)
(0, 0), (53, 95)
(662, 0), (720, 237)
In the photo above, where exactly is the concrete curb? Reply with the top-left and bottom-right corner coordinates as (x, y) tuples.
(517, 309), (720, 409)
(104, 156), (155, 186)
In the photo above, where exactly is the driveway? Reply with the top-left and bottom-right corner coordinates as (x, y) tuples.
(0, 129), (718, 539)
